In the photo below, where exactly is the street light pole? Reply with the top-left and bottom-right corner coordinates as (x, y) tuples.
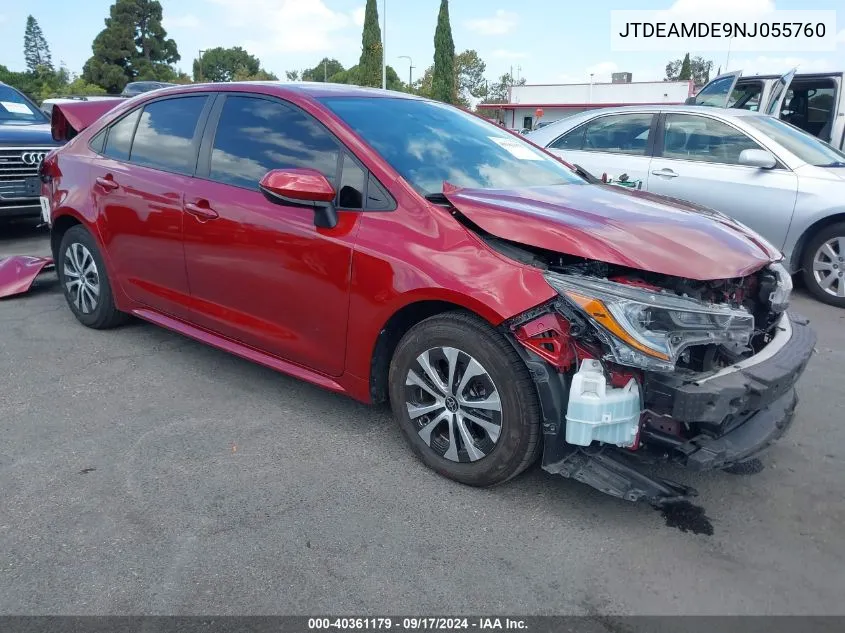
(399, 55), (413, 87)
(198, 49), (206, 82)
(382, 0), (387, 89)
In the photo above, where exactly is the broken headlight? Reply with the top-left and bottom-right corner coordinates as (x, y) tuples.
(544, 273), (755, 372)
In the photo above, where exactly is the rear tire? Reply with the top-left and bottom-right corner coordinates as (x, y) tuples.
(58, 225), (127, 329)
(801, 222), (845, 308)
(388, 311), (542, 487)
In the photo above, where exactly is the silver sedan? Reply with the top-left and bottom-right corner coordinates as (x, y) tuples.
(527, 105), (845, 307)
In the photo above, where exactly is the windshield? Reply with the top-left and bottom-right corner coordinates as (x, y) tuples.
(0, 85), (47, 122)
(744, 115), (845, 167)
(319, 97), (584, 195)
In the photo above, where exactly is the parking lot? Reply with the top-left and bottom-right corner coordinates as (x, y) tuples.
(1, 219), (844, 615)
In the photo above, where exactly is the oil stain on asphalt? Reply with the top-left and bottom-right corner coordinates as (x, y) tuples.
(658, 501), (714, 535)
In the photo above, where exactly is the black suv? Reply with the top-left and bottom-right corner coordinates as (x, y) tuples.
(0, 82), (61, 220)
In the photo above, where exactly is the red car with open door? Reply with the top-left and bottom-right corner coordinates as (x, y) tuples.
(39, 83), (814, 506)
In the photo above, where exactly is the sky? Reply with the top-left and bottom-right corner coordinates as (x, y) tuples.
(0, 0), (842, 86)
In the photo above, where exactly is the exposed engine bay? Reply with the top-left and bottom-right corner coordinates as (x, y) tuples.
(477, 233), (813, 506)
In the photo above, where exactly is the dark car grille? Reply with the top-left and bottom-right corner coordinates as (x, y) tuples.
(0, 147), (50, 207)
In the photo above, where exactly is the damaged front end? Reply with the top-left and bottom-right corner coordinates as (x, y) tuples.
(502, 255), (816, 505)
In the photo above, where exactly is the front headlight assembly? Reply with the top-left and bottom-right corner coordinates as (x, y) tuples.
(544, 273), (755, 372)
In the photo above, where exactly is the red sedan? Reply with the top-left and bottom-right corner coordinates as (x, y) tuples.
(39, 83), (814, 505)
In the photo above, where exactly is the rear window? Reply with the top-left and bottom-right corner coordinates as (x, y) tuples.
(129, 97), (208, 174)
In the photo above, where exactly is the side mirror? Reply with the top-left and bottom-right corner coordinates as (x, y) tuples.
(738, 148), (777, 169)
(259, 168), (338, 228)
(684, 96), (696, 105)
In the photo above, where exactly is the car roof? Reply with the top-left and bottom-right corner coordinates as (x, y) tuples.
(144, 81), (425, 101)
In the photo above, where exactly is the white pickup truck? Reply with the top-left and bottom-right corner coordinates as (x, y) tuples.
(687, 69), (844, 150)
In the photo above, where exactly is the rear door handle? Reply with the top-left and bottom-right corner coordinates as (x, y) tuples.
(651, 168), (678, 178)
(95, 175), (119, 191)
(185, 200), (219, 221)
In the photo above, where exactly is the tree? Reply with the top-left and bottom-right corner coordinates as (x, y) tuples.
(285, 70), (300, 82)
(83, 0), (180, 93)
(357, 0), (382, 87)
(232, 67), (278, 81)
(329, 64), (404, 91)
(24, 16), (53, 72)
(455, 49), (486, 106)
(431, 0), (455, 103)
(665, 54), (713, 85)
(302, 58), (345, 82)
(679, 53), (692, 80)
(412, 65), (433, 97)
(478, 71), (525, 121)
(193, 47), (260, 82)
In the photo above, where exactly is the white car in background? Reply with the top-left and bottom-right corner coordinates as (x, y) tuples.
(527, 105), (845, 307)
(40, 95), (121, 118)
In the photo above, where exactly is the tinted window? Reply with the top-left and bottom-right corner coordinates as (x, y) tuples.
(365, 174), (393, 210)
(210, 96), (340, 190)
(693, 75), (736, 107)
(662, 114), (760, 165)
(90, 129), (107, 154)
(728, 83), (763, 111)
(549, 125), (586, 150)
(319, 97), (583, 195)
(580, 114), (653, 155)
(130, 97), (207, 174)
(337, 153), (365, 209)
(103, 109), (141, 161)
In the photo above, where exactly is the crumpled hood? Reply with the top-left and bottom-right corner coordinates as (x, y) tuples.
(443, 183), (780, 281)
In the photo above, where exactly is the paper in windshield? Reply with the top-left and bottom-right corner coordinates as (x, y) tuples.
(489, 136), (544, 161)
(1, 101), (32, 115)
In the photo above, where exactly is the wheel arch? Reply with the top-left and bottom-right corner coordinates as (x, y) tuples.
(790, 212), (845, 272)
(50, 212), (85, 262)
(365, 286), (521, 405)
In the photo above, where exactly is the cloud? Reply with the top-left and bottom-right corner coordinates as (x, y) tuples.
(209, 0), (358, 54)
(164, 14), (201, 29)
(466, 10), (518, 36)
(666, 0), (774, 16)
(352, 6), (365, 27)
(726, 55), (840, 74)
(838, 29), (845, 44)
(490, 49), (529, 59)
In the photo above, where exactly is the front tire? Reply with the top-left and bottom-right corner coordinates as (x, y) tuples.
(801, 222), (845, 307)
(388, 312), (542, 487)
(58, 225), (127, 329)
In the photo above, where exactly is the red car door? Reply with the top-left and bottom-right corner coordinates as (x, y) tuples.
(91, 95), (210, 318)
(181, 94), (361, 377)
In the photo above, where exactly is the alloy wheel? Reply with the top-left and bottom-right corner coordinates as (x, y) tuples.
(812, 237), (845, 298)
(63, 242), (100, 314)
(404, 346), (503, 463)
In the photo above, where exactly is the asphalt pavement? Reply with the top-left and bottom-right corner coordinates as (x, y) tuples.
(2, 219), (843, 615)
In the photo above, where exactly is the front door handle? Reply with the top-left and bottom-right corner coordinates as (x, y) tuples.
(651, 168), (678, 178)
(95, 175), (120, 191)
(185, 200), (219, 221)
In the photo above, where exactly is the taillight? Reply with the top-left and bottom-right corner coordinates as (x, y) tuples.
(39, 151), (59, 184)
